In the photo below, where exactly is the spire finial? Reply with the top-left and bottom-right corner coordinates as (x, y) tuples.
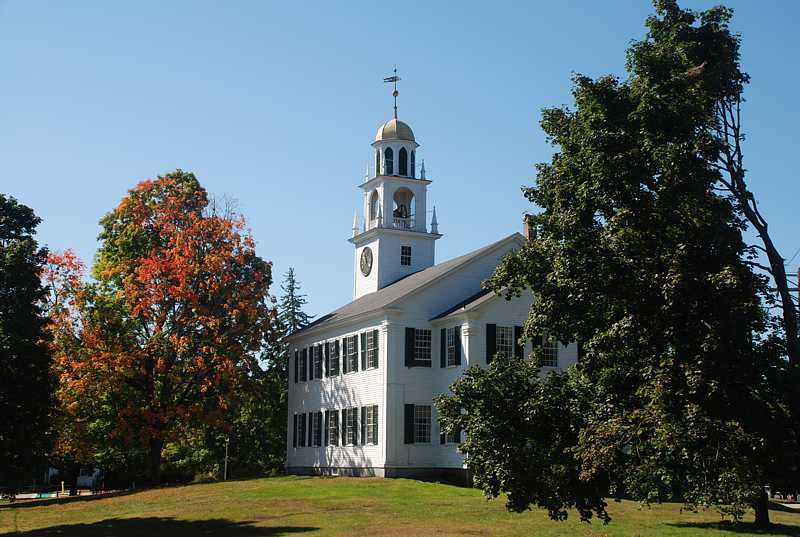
(383, 67), (401, 119)
(431, 206), (439, 234)
(420, 159), (426, 180)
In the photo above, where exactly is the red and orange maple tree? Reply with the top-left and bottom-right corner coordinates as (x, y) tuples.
(47, 170), (273, 481)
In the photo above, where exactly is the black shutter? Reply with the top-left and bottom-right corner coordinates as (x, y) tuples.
(486, 324), (496, 364)
(353, 407), (359, 445)
(299, 413), (305, 447)
(577, 340), (583, 362)
(514, 326), (524, 359)
(440, 328), (446, 368)
(360, 332), (367, 370)
(307, 413), (312, 447)
(454, 325), (462, 365)
(333, 410), (339, 446)
(293, 414), (297, 447)
(324, 410), (329, 446)
(405, 327), (415, 367)
(361, 406), (367, 445)
(372, 405), (379, 446)
(372, 329), (379, 368)
(341, 409), (347, 445)
(323, 343), (329, 378)
(404, 404), (415, 444)
(294, 350), (298, 383)
(301, 348), (308, 381)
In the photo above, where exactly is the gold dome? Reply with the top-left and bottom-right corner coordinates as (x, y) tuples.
(375, 118), (415, 142)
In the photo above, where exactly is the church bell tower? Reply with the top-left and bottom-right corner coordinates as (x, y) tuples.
(349, 72), (442, 299)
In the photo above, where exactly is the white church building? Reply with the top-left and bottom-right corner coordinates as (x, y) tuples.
(286, 96), (578, 482)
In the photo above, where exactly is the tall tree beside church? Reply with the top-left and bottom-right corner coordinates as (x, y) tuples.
(0, 194), (52, 492)
(440, 0), (793, 527)
(278, 267), (313, 336)
(51, 170), (273, 483)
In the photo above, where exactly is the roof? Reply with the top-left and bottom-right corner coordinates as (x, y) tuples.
(375, 118), (415, 142)
(430, 288), (498, 321)
(290, 233), (524, 339)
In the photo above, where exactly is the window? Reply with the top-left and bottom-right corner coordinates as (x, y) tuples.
(367, 330), (379, 369)
(327, 410), (339, 446)
(414, 329), (432, 365)
(446, 326), (458, 366)
(298, 413), (306, 447)
(313, 345), (323, 379)
(345, 408), (358, 445)
(542, 335), (559, 368)
(346, 335), (358, 373)
(410, 150), (416, 178)
(328, 341), (339, 376)
(311, 411), (322, 447)
(445, 430), (461, 444)
(399, 147), (408, 176)
(414, 405), (431, 443)
(496, 325), (513, 357)
(384, 147), (394, 175)
(401, 245), (411, 266)
(366, 405), (379, 445)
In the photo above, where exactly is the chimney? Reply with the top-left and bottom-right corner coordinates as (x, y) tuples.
(523, 214), (536, 240)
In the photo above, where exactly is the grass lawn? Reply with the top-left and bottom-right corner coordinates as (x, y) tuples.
(2, 476), (800, 536)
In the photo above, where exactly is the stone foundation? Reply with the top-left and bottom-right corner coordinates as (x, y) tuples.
(286, 466), (470, 486)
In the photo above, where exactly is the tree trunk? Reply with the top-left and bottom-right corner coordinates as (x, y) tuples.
(753, 488), (770, 528)
(68, 462), (79, 496)
(148, 438), (163, 484)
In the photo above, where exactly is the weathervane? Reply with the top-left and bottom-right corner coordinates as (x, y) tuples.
(383, 67), (401, 118)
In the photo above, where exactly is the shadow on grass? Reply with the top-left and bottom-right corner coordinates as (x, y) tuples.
(667, 521), (800, 536)
(8, 517), (317, 536)
(0, 489), (143, 510)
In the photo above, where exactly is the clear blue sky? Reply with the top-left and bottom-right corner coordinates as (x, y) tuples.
(1, 1), (798, 317)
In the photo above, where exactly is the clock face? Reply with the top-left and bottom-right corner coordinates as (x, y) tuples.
(360, 247), (373, 276)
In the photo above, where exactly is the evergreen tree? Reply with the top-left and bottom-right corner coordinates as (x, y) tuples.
(278, 267), (313, 336)
(0, 194), (52, 493)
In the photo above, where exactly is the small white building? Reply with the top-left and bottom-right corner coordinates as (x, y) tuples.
(286, 106), (577, 482)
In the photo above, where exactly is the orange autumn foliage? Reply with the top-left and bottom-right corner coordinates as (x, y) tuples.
(47, 171), (274, 480)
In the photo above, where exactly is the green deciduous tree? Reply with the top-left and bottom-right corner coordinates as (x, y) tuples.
(439, 0), (794, 528)
(0, 194), (52, 493)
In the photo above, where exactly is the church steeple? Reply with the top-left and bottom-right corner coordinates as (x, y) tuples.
(348, 76), (442, 299)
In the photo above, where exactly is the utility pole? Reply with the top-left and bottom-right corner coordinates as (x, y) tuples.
(223, 436), (229, 481)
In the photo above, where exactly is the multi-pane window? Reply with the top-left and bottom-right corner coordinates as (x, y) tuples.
(542, 335), (559, 368)
(446, 327), (458, 366)
(365, 405), (379, 445)
(401, 245), (411, 266)
(414, 405), (431, 443)
(445, 430), (461, 444)
(366, 330), (379, 369)
(328, 341), (339, 376)
(414, 329), (432, 365)
(297, 413), (306, 447)
(311, 411), (322, 447)
(327, 410), (339, 446)
(345, 407), (358, 445)
(346, 335), (358, 373)
(313, 345), (323, 379)
(496, 325), (514, 357)
(299, 350), (308, 381)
